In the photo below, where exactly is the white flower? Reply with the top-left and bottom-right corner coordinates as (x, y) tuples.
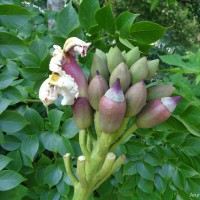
(63, 37), (91, 57)
(49, 45), (63, 74)
(53, 45), (63, 56)
(39, 79), (59, 106)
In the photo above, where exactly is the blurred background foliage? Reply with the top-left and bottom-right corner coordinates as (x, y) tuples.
(111, 0), (200, 55)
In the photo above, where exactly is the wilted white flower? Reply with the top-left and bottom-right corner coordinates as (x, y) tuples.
(53, 45), (63, 56)
(49, 45), (63, 74)
(63, 37), (91, 57)
(39, 79), (59, 106)
(39, 72), (79, 107)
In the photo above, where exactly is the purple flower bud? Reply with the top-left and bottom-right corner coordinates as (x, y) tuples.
(147, 85), (176, 101)
(136, 96), (182, 128)
(62, 54), (88, 98)
(125, 81), (147, 117)
(99, 79), (126, 133)
(72, 97), (93, 129)
(88, 71), (109, 110)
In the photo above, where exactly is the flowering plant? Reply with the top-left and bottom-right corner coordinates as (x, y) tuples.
(39, 37), (181, 200)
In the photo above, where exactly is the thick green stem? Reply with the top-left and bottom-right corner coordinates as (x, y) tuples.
(79, 130), (90, 159)
(21, 99), (41, 103)
(72, 119), (137, 200)
(77, 156), (88, 188)
(109, 123), (138, 152)
(85, 132), (110, 182)
(73, 183), (92, 200)
(63, 153), (78, 186)
(94, 112), (101, 138)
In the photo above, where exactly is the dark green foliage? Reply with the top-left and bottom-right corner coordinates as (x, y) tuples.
(0, 1), (199, 199)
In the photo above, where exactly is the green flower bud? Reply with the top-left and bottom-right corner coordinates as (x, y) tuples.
(147, 85), (176, 101)
(124, 47), (140, 68)
(72, 97), (93, 129)
(95, 49), (107, 64)
(88, 71), (109, 110)
(136, 96), (182, 128)
(109, 62), (131, 92)
(125, 81), (147, 117)
(99, 78), (126, 133)
(90, 55), (109, 82)
(107, 46), (124, 73)
(147, 59), (159, 79)
(130, 57), (148, 84)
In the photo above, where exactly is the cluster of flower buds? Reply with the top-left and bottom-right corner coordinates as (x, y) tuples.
(39, 37), (181, 132)
(88, 46), (181, 132)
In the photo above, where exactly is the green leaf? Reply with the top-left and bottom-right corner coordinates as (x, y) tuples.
(172, 170), (185, 190)
(137, 162), (154, 181)
(159, 54), (186, 68)
(20, 68), (47, 81)
(21, 135), (39, 161)
(0, 32), (26, 58)
(0, 74), (16, 90)
(126, 141), (145, 155)
(154, 175), (167, 194)
(119, 37), (135, 49)
(57, 4), (79, 37)
(0, 98), (12, 114)
(28, 37), (48, 61)
(62, 118), (79, 139)
(0, 170), (25, 191)
(138, 177), (154, 193)
(130, 21), (167, 44)
(185, 178), (200, 194)
(144, 151), (163, 166)
(57, 136), (74, 156)
(95, 4), (116, 34)
(175, 106), (200, 137)
(1, 135), (21, 151)
(0, 185), (28, 200)
(56, 175), (70, 198)
(20, 53), (41, 68)
(0, 111), (28, 133)
(48, 109), (64, 132)
(47, 189), (60, 200)
(2, 86), (22, 104)
(181, 138), (200, 156)
(178, 164), (198, 178)
(24, 107), (44, 131)
(166, 132), (187, 145)
(41, 131), (58, 153)
(44, 164), (63, 187)
(97, 178), (113, 196)
(6, 150), (22, 172)
(0, 130), (4, 144)
(78, 0), (100, 32)
(4, 60), (19, 77)
(68, 26), (84, 39)
(116, 12), (139, 38)
(159, 162), (175, 179)
(35, 167), (45, 186)
(123, 162), (137, 176)
(150, 0), (160, 12)
(0, 155), (12, 170)
(0, 4), (31, 28)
